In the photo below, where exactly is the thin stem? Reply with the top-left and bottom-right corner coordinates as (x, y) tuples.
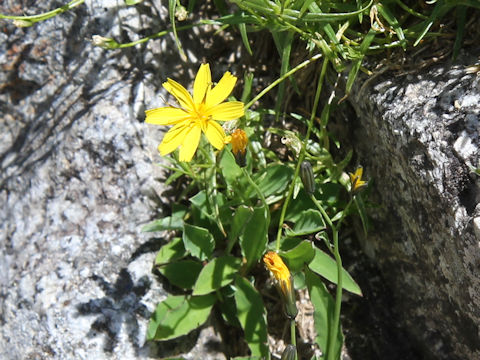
(0, 0), (84, 22)
(310, 194), (354, 360)
(242, 167), (270, 224)
(275, 58), (328, 251)
(208, 150), (226, 237)
(226, 167), (270, 255)
(244, 53), (323, 110)
(116, 21), (214, 48)
(309, 195), (339, 360)
(290, 319), (297, 360)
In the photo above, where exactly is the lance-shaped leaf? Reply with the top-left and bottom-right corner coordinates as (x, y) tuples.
(193, 256), (242, 295)
(305, 267), (343, 359)
(239, 205), (269, 269)
(308, 247), (362, 296)
(234, 276), (269, 358)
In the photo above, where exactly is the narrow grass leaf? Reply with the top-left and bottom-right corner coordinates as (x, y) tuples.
(238, 13), (253, 55)
(345, 29), (376, 94)
(376, 3), (406, 49)
(453, 6), (466, 60)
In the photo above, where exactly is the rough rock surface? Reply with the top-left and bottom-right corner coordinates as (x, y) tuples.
(0, 1), (226, 359)
(345, 51), (480, 360)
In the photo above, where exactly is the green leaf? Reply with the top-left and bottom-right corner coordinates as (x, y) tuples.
(220, 149), (243, 189)
(308, 248), (362, 296)
(157, 260), (202, 289)
(155, 237), (186, 266)
(238, 13), (253, 56)
(254, 164), (294, 198)
(229, 205), (254, 243)
(285, 209), (325, 236)
(234, 276), (269, 358)
(346, 29), (376, 94)
(376, 3), (406, 50)
(305, 267), (343, 359)
(125, 0), (143, 4)
(354, 194), (369, 236)
(183, 224), (215, 261)
(239, 206), (269, 269)
(147, 294), (216, 341)
(143, 204), (187, 232)
(193, 256), (242, 295)
(280, 240), (315, 272)
(142, 216), (183, 232)
(218, 286), (240, 327)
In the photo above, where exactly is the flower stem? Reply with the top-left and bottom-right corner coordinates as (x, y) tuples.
(290, 319), (298, 360)
(226, 166), (270, 255)
(242, 167), (270, 224)
(0, 0), (84, 24)
(244, 53), (323, 110)
(309, 194), (341, 360)
(275, 58), (328, 251)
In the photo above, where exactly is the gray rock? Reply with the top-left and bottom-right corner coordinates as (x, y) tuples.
(345, 51), (480, 360)
(0, 1), (226, 359)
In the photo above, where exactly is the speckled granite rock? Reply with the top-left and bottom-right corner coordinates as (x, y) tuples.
(345, 52), (480, 360)
(0, 1), (226, 359)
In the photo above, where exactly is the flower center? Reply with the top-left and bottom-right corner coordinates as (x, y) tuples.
(193, 103), (210, 128)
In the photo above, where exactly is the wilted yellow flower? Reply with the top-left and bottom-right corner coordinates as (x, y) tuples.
(263, 251), (297, 319)
(145, 63), (245, 162)
(349, 166), (367, 193)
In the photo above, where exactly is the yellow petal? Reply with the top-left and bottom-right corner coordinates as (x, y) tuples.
(158, 123), (189, 155)
(145, 107), (190, 125)
(206, 71), (237, 108)
(355, 166), (363, 178)
(193, 64), (211, 104)
(163, 79), (194, 111)
(208, 101), (245, 121)
(179, 125), (201, 162)
(205, 121), (226, 150)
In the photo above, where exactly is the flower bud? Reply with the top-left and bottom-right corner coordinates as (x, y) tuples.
(281, 344), (297, 360)
(13, 19), (35, 27)
(263, 251), (298, 319)
(300, 161), (315, 195)
(230, 129), (248, 168)
(91, 35), (119, 49)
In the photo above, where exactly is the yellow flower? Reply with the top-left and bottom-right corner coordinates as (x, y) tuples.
(349, 166), (367, 193)
(145, 64), (245, 162)
(263, 251), (298, 319)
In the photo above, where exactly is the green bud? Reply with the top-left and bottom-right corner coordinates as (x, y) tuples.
(300, 161), (315, 195)
(281, 344), (297, 360)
